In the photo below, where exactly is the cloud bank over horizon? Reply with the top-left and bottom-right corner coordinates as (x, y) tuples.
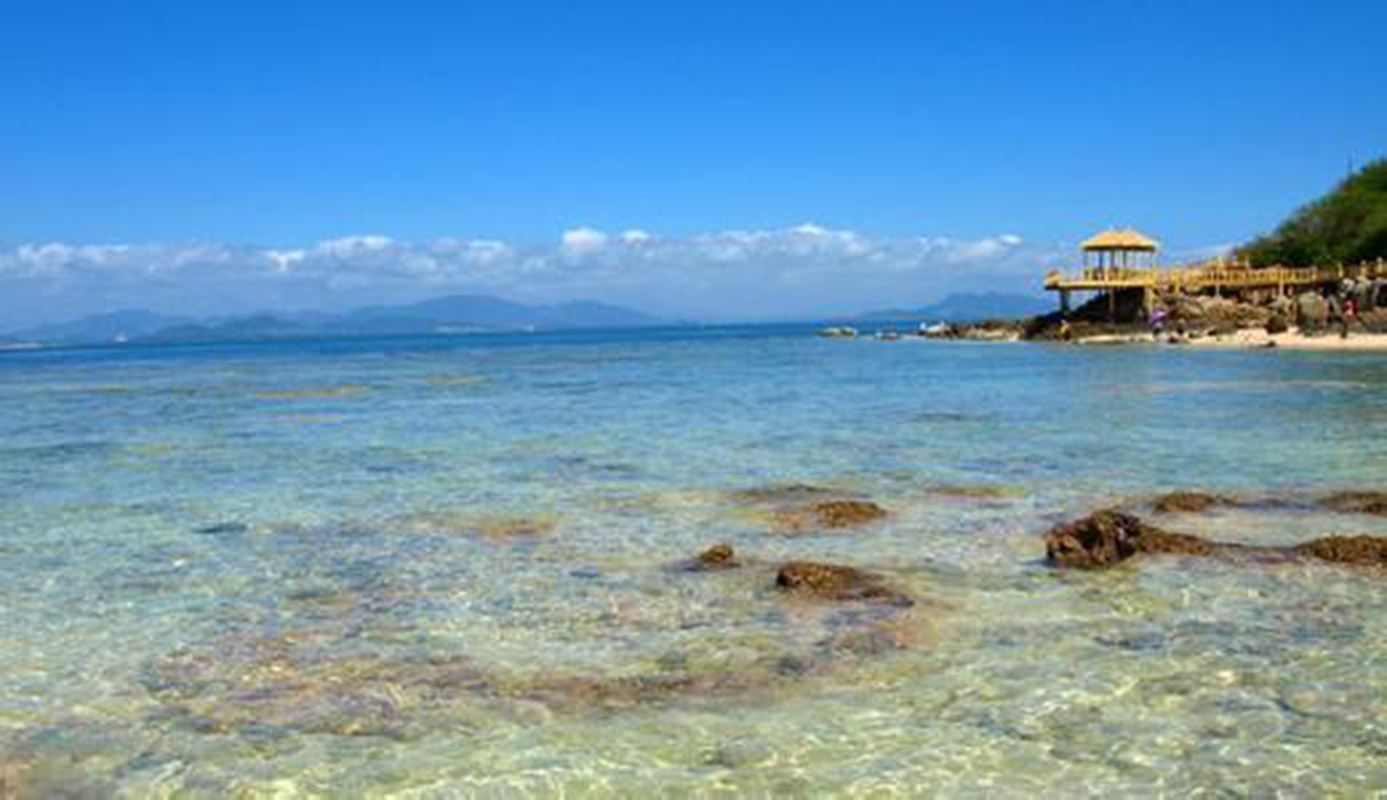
(1, 224), (1063, 329)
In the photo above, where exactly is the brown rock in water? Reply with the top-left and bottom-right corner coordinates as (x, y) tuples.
(1152, 491), (1232, 514)
(1046, 509), (1387, 571)
(813, 500), (888, 527)
(1044, 510), (1219, 568)
(1292, 535), (1387, 566)
(775, 561), (913, 605)
(730, 483), (848, 504)
(686, 543), (740, 571)
(1319, 491), (1387, 516)
(771, 500), (888, 532)
(478, 515), (557, 538)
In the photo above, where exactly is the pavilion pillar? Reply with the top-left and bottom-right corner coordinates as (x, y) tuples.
(1060, 289), (1071, 315)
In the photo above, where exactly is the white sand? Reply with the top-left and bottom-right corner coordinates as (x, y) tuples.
(1184, 327), (1387, 350)
(1064, 327), (1387, 350)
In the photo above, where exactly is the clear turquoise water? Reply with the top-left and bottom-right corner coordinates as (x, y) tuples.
(1, 327), (1385, 796)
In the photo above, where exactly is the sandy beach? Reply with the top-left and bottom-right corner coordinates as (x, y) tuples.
(1185, 328), (1387, 350)
(1068, 328), (1387, 350)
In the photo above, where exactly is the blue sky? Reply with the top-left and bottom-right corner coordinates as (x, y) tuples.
(2, 0), (1385, 326)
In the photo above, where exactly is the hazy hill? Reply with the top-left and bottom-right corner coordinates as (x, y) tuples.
(7, 295), (663, 345)
(854, 292), (1053, 323)
(1239, 158), (1387, 266)
(339, 295), (659, 331)
(12, 309), (192, 344)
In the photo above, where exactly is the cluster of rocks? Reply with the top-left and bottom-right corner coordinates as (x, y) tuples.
(142, 480), (1384, 747)
(919, 319), (1025, 342)
(1024, 279), (1387, 341)
(1045, 491), (1387, 569)
(817, 320), (1026, 342)
(686, 543), (913, 605)
(1272, 285), (1387, 335)
(1149, 488), (1387, 516)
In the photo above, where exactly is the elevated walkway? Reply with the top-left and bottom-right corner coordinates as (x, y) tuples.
(1045, 259), (1387, 295)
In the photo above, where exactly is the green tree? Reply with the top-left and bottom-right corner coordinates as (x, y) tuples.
(1239, 159), (1387, 266)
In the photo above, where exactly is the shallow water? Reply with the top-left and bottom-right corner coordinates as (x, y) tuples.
(1, 327), (1385, 796)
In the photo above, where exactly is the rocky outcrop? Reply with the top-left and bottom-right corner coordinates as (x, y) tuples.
(1319, 490), (1387, 515)
(1292, 535), (1387, 566)
(921, 319), (1025, 341)
(1045, 509), (1387, 570)
(683, 543), (740, 571)
(1296, 292), (1331, 330)
(1043, 510), (1219, 568)
(1023, 290), (1150, 340)
(1166, 295), (1272, 331)
(1151, 491), (1233, 514)
(775, 561), (913, 606)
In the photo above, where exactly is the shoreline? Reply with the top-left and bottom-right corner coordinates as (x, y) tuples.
(1070, 327), (1387, 350)
(872, 324), (1387, 350)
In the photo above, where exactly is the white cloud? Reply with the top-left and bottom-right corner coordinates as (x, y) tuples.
(317, 235), (393, 257)
(560, 227), (608, 252)
(266, 249), (305, 273)
(0, 225), (1067, 329)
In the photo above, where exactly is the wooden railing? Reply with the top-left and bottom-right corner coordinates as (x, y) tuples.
(1045, 258), (1387, 292)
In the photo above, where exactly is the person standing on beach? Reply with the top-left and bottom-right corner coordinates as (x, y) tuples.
(1149, 305), (1168, 340)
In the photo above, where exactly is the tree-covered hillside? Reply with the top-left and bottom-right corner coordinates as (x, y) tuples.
(1239, 159), (1387, 267)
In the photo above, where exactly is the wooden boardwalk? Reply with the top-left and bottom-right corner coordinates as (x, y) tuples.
(1045, 258), (1387, 294)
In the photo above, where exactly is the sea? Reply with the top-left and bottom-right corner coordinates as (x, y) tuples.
(1, 325), (1384, 796)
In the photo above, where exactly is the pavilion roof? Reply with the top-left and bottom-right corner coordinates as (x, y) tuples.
(1081, 228), (1159, 251)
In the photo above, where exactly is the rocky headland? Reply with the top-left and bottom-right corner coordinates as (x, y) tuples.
(1021, 281), (1387, 347)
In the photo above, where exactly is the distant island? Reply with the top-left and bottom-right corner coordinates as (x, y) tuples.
(3, 291), (1057, 348)
(4, 295), (665, 346)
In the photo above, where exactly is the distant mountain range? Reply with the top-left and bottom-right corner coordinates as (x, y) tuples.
(5, 295), (664, 345)
(4, 291), (1057, 346)
(852, 292), (1053, 323)
(13, 309), (193, 344)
